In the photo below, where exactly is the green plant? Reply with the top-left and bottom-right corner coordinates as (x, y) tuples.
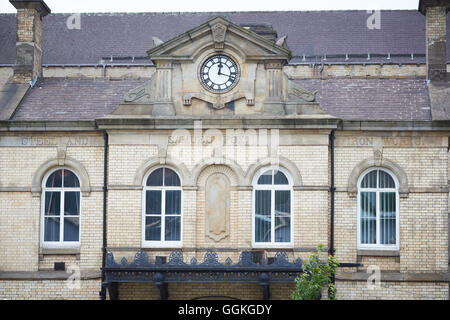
(291, 244), (339, 300)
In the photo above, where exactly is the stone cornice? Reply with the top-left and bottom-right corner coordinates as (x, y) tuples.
(1, 119), (450, 132)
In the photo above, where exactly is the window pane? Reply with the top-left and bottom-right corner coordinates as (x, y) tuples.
(46, 170), (62, 188)
(255, 190), (271, 242)
(63, 170), (80, 188)
(380, 192), (396, 245)
(44, 217), (60, 241)
(257, 170), (272, 185)
(275, 191), (290, 216)
(146, 191), (161, 215)
(361, 170), (377, 188)
(360, 192), (376, 244)
(274, 170), (288, 185)
(165, 190), (181, 215)
(165, 216), (181, 241)
(147, 168), (163, 186)
(164, 168), (180, 186)
(145, 216), (161, 241)
(63, 217), (79, 241)
(275, 217), (290, 243)
(275, 190), (290, 243)
(45, 192), (60, 216)
(379, 171), (395, 189)
(64, 192), (80, 216)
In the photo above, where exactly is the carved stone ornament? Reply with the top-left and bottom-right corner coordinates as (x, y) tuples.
(205, 173), (230, 242)
(123, 76), (154, 103)
(288, 81), (317, 103)
(211, 23), (227, 49)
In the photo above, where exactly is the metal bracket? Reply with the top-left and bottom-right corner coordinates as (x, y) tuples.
(108, 282), (119, 300)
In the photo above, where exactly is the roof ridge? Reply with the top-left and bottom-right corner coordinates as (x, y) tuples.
(0, 9), (421, 16)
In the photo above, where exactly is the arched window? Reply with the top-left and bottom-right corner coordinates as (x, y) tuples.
(143, 167), (182, 247)
(252, 167), (293, 248)
(358, 168), (399, 250)
(41, 168), (81, 248)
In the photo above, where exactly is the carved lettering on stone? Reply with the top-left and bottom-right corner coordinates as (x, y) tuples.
(205, 173), (230, 242)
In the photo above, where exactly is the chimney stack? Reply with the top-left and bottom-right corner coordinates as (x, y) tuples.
(419, 0), (449, 82)
(9, 0), (50, 84)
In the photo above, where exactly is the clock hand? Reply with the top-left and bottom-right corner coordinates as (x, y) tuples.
(217, 60), (223, 75)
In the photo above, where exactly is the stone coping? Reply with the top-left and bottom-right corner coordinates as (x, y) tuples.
(336, 271), (450, 283)
(0, 270), (101, 281)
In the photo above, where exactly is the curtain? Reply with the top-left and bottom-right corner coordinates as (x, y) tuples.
(165, 190), (181, 241)
(360, 191), (376, 244)
(44, 191), (60, 241)
(255, 190), (271, 242)
(380, 192), (396, 244)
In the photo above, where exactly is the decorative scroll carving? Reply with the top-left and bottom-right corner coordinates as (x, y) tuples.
(123, 76), (154, 103)
(288, 81), (317, 103)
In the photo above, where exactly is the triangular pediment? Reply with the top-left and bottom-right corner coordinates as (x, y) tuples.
(147, 16), (291, 63)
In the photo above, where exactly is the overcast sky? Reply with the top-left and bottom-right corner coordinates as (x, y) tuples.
(0, 0), (419, 13)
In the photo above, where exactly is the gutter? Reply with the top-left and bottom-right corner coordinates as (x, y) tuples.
(329, 129), (336, 257)
(329, 130), (336, 288)
(99, 130), (108, 300)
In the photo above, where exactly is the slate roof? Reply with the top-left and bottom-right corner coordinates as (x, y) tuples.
(11, 78), (143, 121)
(11, 78), (431, 121)
(0, 10), (449, 65)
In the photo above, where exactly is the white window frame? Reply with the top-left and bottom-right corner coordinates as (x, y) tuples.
(40, 167), (81, 249)
(252, 166), (294, 249)
(357, 167), (400, 251)
(142, 166), (183, 248)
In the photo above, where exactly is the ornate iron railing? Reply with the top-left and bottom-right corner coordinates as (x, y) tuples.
(103, 249), (362, 300)
(103, 249), (304, 300)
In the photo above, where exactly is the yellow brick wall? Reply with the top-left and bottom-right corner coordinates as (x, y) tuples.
(0, 280), (100, 300)
(336, 281), (448, 300)
(0, 136), (104, 272)
(334, 133), (449, 274)
(108, 145), (159, 185)
(0, 192), (40, 271)
(0, 130), (448, 300)
(278, 146), (329, 186)
(118, 282), (295, 300)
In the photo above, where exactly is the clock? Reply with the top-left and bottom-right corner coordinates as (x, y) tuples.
(200, 54), (239, 92)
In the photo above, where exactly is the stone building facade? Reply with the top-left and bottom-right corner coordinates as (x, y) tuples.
(0, 0), (449, 300)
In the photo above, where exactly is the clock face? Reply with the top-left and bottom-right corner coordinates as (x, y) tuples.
(200, 55), (239, 92)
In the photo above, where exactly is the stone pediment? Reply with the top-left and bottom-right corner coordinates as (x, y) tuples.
(147, 16), (292, 64)
(108, 16), (334, 119)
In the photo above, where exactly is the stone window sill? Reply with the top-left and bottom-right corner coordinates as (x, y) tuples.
(357, 249), (400, 257)
(39, 248), (80, 255)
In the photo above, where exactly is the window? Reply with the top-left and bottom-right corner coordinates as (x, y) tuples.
(358, 168), (399, 250)
(41, 168), (81, 248)
(143, 167), (182, 247)
(252, 167), (293, 248)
